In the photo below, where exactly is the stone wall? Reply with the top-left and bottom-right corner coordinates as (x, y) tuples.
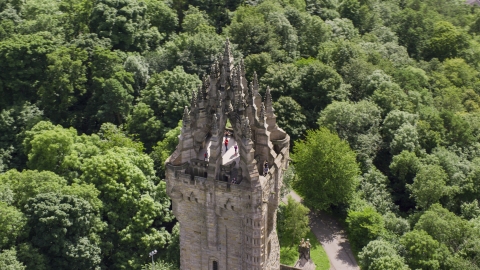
(280, 265), (302, 270)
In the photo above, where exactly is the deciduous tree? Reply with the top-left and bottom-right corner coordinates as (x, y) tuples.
(292, 128), (360, 210)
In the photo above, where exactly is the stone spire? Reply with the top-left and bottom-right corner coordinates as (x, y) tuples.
(260, 102), (266, 123)
(190, 89), (197, 109)
(182, 106), (190, 127)
(209, 62), (216, 78)
(223, 38), (234, 78)
(197, 86), (203, 101)
(239, 58), (246, 78)
(265, 86), (275, 115)
(236, 63), (243, 89)
(202, 75), (208, 98)
(253, 72), (259, 95)
(248, 82), (254, 102)
(231, 66), (238, 88)
(212, 113), (218, 135)
(220, 65), (227, 88)
(243, 117), (251, 140)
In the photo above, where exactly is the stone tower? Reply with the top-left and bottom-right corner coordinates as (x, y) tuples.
(165, 39), (290, 270)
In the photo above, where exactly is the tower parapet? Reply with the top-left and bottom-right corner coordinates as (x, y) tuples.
(165, 40), (290, 270)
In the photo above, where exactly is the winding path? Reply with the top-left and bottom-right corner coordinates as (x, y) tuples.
(283, 191), (359, 270)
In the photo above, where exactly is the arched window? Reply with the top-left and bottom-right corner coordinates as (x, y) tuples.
(213, 261), (218, 270)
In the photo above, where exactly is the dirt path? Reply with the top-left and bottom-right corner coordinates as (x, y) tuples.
(283, 191), (359, 270)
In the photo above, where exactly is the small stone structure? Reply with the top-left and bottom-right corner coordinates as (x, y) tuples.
(165, 39), (290, 270)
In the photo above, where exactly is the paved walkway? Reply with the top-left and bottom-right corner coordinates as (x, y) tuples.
(283, 191), (359, 270)
(198, 136), (239, 167)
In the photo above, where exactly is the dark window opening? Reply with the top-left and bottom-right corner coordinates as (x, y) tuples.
(213, 261), (218, 270)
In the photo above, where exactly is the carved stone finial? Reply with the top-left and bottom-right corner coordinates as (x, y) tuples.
(243, 117), (251, 139)
(237, 63), (243, 88)
(209, 63), (216, 78)
(212, 113), (218, 134)
(265, 86), (275, 114)
(221, 66), (226, 87)
(260, 102), (266, 123)
(239, 59), (246, 77)
(183, 106), (190, 127)
(202, 75), (208, 98)
(197, 86), (203, 102)
(231, 67), (238, 87)
(253, 72), (259, 95)
(190, 90), (197, 108)
(224, 38), (231, 56)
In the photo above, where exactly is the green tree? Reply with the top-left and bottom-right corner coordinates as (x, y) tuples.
(0, 102), (43, 170)
(80, 148), (173, 269)
(426, 21), (467, 60)
(144, 0), (178, 39)
(37, 45), (88, 126)
(390, 123), (420, 155)
(273, 96), (306, 142)
(154, 31), (224, 75)
(292, 128), (360, 211)
(400, 230), (449, 270)
(24, 123), (77, 174)
(126, 102), (164, 150)
(346, 206), (385, 250)
(88, 48), (135, 126)
(0, 248), (26, 270)
(226, 6), (280, 56)
(393, 8), (433, 59)
(382, 110), (418, 143)
(415, 204), (474, 253)
(359, 239), (409, 270)
(407, 164), (448, 210)
(297, 13), (332, 57)
(277, 196), (310, 247)
(260, 62), (299, 100)
(318, 100), (382, 166)
(123, 54), (150, 95)
(244, 52), (273, 80)
(140, 66), (200, 130)
(150, 121), (181, 178)
(0, 32), (57, 107)
(0, 202), (26, 249)
(16, 243), (48, 270)
(25, 193), (101, 270)
(181, 5), (215, 34)
(441, 111), (474, 147)
(89, 0), (161, 51)
(359, 168), (396, 214)
(293, 59), (343, 124)
(0, 169), (67, 210)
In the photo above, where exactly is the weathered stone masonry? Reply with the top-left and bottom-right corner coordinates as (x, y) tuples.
(165, 39), (290, 270)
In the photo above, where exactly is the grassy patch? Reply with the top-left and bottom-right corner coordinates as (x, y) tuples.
(307, 230), (330, 270)
(280, 245), (298, 266)
(279, 229), (330, 269)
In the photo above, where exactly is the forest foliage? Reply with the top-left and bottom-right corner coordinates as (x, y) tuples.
(2, 0), (480, 268)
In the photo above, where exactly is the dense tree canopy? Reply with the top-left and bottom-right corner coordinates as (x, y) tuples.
(2, 0), (480, 268)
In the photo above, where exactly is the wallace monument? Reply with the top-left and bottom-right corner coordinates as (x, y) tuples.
(165, 39), (290, 270)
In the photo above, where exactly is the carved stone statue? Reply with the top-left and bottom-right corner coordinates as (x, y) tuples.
(298, 238), (311, 260)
